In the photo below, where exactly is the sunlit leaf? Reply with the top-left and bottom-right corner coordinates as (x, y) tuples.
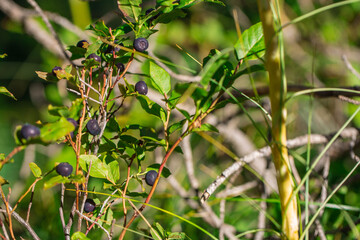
(234, 22), (265, 60)
(40, 118), (75, 143)
(29, 162), (42, 178)
(149, 61), (171, 95)
(71, 231), (90, 240)
(0, 86), (16, 100)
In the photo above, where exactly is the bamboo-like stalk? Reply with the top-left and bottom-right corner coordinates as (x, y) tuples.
(257, 0), (299, 239)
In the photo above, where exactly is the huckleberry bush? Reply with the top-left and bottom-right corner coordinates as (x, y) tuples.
(0, 0), (288, 239)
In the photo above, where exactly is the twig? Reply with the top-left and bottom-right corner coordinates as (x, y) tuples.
(181, 127), (200, 190)
(0, 215), (10, 240)
(200, 128), (359, 203)
(26, 181), (37, 222)
(342, 54), (360, 80)
(26, 0), (72, 64)
(66, 88), (102, 104)
(64, 201), (76, 240)
(75, 210), (111, 240)
(86, 189), (119, 234)
(0, 188), (14, 240)
(59, 184), (66, 231)
(0, 206), (40, 240)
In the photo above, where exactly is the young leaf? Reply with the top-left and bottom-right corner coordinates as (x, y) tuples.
(79, 155), (109, 180)
(71, 232), (90, 240)
(136, 95), (167, 122)
(29, 162), (42, 178)
(149, 61), (171, 95)
(0, 86), (16, 100)
(117, 0), (142, 21)
(107, 161), (120, 184)
(44, 175), (70, 189)
(234, 22), (265, 60)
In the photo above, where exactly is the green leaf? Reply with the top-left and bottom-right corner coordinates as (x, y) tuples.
(68, 46), (86, 60)
(136, 95), (167, 122)
(0, 86), (16, 100)
(168, 119), (186, 134)
(107, 161), (120, 184)
(117, 0), (142, 21)
(29, 162), (42, 178)
(113, 24), (133, 37)
(40, 117), (75, 143)
(200, 49), (230, 87)
(68, 99), (84, 120)
(151, 226), (164, 240)
(168, 232), (187, 239)
(79, 155), (109, 179)
(71, 231), (91, 240)
(146, 163), (171, 178)
(234, 22), (265, 60)
(44, 175), (70, 189)
(86, 20), (110, 37)
(85, 40), (103, 58)
(149, 61), (171, 94)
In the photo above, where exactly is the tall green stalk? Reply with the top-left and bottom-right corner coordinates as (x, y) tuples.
(257, 0), (299, 239)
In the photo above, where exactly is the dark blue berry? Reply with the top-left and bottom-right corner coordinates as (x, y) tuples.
(133, 38), (149, 52)
(106, 40), (123, 54)
(67, 118), (78, 128)
(20, 124), (40, 140)
(84, 199), (96, 213)
(77, 40), (89, 49)
(67, 118), (78, 139)
(56, 162), (73, 177)
(135, 81), (148, 95)
(86, 119), (101, 136)
(87, 53), (101, 63)
(145, 8), (154, 15)
(116, 62), (125, 72)
(145, 170), (157, 186)
(52, 66), (62, 76)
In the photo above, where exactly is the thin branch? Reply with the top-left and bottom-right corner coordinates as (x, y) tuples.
(342, 54), (360, 80)
(59, 184), (66, 231)
(26, 0), (73, 63)
(200, 128), (359, 203)
(0, 216), (10, 240)
(0, 206), (40, 240)
(66, 88), (102, 104)
(75, 210), (111, 240)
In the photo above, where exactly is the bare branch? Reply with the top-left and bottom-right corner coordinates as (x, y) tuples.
(75, 210), (111, 240)
(0, 206), (40, 240)
(200, 128), (359, 203)
(26, 0), (72, 63)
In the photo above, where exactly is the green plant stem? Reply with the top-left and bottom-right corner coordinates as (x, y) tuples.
(258, 0), (298, 239)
